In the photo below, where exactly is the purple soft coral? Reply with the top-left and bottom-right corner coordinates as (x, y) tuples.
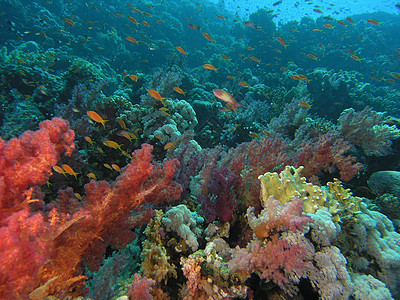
(199, 167), (237, 223)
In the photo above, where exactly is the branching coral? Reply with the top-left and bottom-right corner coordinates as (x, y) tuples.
(338, 106), (400, 156)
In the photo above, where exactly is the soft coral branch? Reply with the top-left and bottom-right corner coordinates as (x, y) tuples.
(0, 118), (182, 298)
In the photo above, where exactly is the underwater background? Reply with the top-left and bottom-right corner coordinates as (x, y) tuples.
(1, 0), (400, 299)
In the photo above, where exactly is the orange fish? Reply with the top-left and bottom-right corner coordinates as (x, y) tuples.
(351, 55), (361, 61)
(390, 73), (400, 79)
(313, 8), (323, 13)
(202, 32), (213, 42)
(104, 163), (113, 170)
(112, 164), (121, 172)
(53, 166), (66, 175)
(213, 89), (244, 111)
(85, 136), (94, 144)
(173, 87), (186, 95)
(299, 101), (311, 108)
(103, 140), (123, 150)
(203, 64), (218, 72)
(128, 16), (138, 25)
(290, 74), (301, 80)
(307, 54), (318, 60)
(238, 81), (249, 87)
(129, 74), (138, 81)
(62, 18), (75, 27)
(87, 111), (108, 128)
(87, 172), (97, 180)
(221, 54), (231, 61)
(250, 56), (260, 63)
(298, 74), (310, 82)
(216, 14), (225, 19)
(142, 21), (150, 27)
(276, 37), (287, 48)
(176, 46), (187, 55)
(164, 142), (176, 150)
(188, 24), (201, 31)
(148, 89), (166, 104)
(367, 19), (381, 25)
(346, 17), (354, 25)
(243, 21), (257, 28)
(117, 118), (127, 129)
(126, 36), (138, 44)
(323, 24), (334, 29)
(226, 75), (235, 80)
(62, 164), (79, 179)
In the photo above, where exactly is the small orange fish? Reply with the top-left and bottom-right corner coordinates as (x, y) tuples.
(112, 164), (121, 172)
(313, 8), (323, 13)
(85, 136), (94, 144)
(323, 24), (334, 29)
(62, 164), (79, 179)
(351, 55), (361, 61)
(129, 74), (138, 81)
(164, 142), (176, 150)
(128, 16), (138, 25)
(216, 14), (225, 19)
(173, 87), (186, 95)
(126, 36), (138, 44)
(243, 21), (257, 28)
(238, 81), (249, 87)
(176, 46), (187, 55)
(202, 32), (213, 42)
(250, 56), (260, 63)
(53, 166), (66, 175)
(367, 19), (381, 25)
(62, 17), (75, 27)
(221, 54), (231, 61)
(120, 131), (133, 142)
(188, 24), (201, 31)
(226, 75), (235, 80)
(299, 101), (311, 108)
(290, 74), (301, 80)
(104, 163), (113, 170)
(148, 89), (166, 104)
(75, 193), (82, 200)
(103, 140), (123, 150)
(142, 21), (150, 27)
(87, 111), (108, 128)
(203, 64), (218, 72)
(213, 89), (244, 111)
(117, 118), (127, 129)
(276, 37), (287, 48)
(346, 17), (354, 25)
(87, 173), (97, 180)
(249, 132), (260, 138)
(307, 54), (318, 60)
(298, 74), (310, 82)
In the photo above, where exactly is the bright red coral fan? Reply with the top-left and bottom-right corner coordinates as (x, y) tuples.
(0, 119), (182, 299)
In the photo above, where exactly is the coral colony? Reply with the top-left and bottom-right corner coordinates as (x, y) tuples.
(1, 0), (400, 299)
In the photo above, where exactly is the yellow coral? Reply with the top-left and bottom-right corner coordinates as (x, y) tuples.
(258, 166), (339, 214)
(142, 210), (177, 284)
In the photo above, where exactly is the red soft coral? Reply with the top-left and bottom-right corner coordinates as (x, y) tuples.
(229, 235), (310, 291)
(39, 144), (182, 297)
(0, 118), (75, 212)
(296, 133), (363, 182)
